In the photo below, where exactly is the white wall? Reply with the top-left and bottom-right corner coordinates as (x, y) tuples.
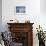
(0, 0), (2, 32)
(40, 0), (46, 13)
(40, 0), (46, 31)
(2, 0), (46, 46)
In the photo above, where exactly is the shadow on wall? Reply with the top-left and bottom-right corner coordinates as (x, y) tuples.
(0, 0), (2, 32)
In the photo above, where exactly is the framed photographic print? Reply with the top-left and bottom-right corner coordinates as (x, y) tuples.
(16, 6), (26, 14)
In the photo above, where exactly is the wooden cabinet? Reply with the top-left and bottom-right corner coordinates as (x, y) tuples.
(7, 23), (34, 46)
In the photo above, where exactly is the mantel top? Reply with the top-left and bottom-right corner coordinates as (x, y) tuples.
(7, 22), (34, 25)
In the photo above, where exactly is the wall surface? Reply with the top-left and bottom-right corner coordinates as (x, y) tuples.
(2, 0), (46, 46)
(40, 0), (46, 13)
(0, 0), (2, 32)
(40, 0), (46, 31)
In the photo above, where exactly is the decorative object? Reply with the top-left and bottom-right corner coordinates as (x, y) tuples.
(10, 20), (13, 21)
(16, 6), (25, 13)
(25, 20), (30, 23)
(36, 25), (45, 46)
(1, 31), (12, 46)
(9, 19), (19, 23)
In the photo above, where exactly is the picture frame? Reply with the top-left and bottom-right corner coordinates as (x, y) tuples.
(15, 6), (26, 15)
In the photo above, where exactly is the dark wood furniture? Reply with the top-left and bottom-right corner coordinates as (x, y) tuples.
(7, 23), (34, 46)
